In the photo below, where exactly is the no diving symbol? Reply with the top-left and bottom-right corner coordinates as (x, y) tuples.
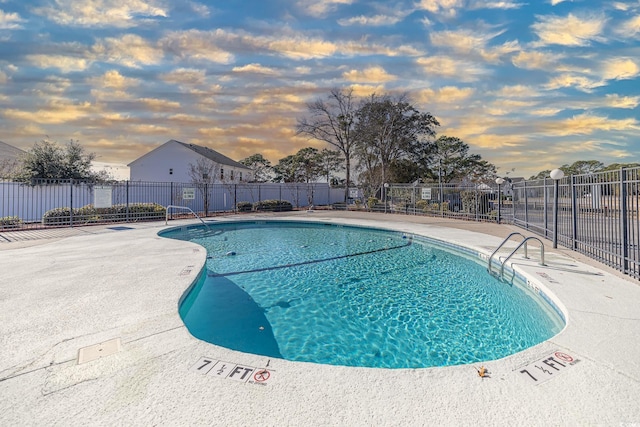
(254, 370), (270, 382)
(554, 351), (574, 363)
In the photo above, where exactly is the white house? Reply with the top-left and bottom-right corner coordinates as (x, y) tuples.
(128, 139), (253, 183)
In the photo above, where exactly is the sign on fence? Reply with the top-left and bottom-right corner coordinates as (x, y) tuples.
(421, 187), (432, 200)
(182, 188), (195, 200)
(94, 186), (113, 208)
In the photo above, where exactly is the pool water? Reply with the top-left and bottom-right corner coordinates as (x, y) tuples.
(166, 221), (564, 369)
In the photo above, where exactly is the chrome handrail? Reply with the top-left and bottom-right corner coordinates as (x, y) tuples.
(499, 237), (545, 278)
(165, 205), (210, 230)
(487, 232), (527, 274)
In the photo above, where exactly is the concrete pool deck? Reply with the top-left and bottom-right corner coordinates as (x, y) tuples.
(1, 211), (639, 426)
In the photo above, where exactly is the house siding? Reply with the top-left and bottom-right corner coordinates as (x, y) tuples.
(128, 140), (253, 183)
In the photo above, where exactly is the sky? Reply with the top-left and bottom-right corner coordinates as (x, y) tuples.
(0, 0), (639, 179)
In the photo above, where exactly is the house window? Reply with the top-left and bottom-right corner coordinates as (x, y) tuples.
(239, 172), (243, 182)
(220, 168), (224, 180)
(230, 170), (234, 181)
(169, 168), (173, 175)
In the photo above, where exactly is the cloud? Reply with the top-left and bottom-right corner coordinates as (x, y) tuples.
(3, 100), (94, 124)
(0, 9), (25, 29)
(615, 15), (640, 38)
(492, 85), (541, 98)
(601, 57), (640, 80)
(232, 63), (279, 75)
(469, 1), (525, 10)
(343, 66), (396, 83)
(544, 73), (604, 92)
(296, 0), (353, 17)
(485, 99), (539, 116)
(416, 0), (464, 17)
(93, 34), (164, 68)
(26, 54), (90, 73)
(416, 55), (488, 81)
(338, 14), (404, 26)
(603, 94), (640, 109)
(417, 86), (475, 104)
(531, 13), (607, 46)
(542, 113), (639, 136)
(139, 98), (181, 112)
(511, 50), (560, 70)
(160, 68), (207, 86)
(188, 1), (210, 17)
(429, 28), (518, 63)
(160, 29), (235, 63)
(89, 70), (138, 90)
(33, 0), (167, 28)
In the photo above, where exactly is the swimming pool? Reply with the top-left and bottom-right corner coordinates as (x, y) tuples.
(163, 220), (564, 369)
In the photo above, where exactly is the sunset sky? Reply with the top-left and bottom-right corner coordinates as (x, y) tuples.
(1, 0), (639, 179)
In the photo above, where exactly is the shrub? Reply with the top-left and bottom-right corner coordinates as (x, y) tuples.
(415, 200), (428, 212)
(235, 201), (253, 212)
(0, 216), (22, 228)
(253, 199), (293, 212)
(42, 207), (74, 225)
(367, 197), (379, 209)
(42, 203), (166, 225)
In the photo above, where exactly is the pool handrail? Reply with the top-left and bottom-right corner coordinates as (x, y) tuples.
(488, 232), (527, 274)
(165, 205), (210, 230)
(499, 237), (545, 278)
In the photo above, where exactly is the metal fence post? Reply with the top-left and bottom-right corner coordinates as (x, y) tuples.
(620, 167), (629, 273)
(523, 180), (528, 229)
(126, 180), (130, 222)
(543, 177), (548, 238)
(204, 183), (209, 217)
(69, 179), (74, 227)
(170, 182), (174, 220)
(571, 175), (578, 249)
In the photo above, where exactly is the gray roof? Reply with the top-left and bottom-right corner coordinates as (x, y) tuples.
(173, 140), (251, 170)
(0, 141), (25, 160)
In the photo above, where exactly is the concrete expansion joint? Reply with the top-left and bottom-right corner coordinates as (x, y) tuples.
(571, 308), (640, 321)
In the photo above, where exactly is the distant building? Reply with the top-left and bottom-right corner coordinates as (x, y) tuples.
(127, 139), (253, 183)
(0, 141), (25, 177)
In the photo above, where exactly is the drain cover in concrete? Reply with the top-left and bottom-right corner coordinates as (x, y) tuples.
(107, 226), (134, 231)
(77, 338), (122, 364)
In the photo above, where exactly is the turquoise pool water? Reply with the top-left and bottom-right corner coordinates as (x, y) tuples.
(164, 221), (564, 369)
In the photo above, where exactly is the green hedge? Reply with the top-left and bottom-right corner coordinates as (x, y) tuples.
(0, 216), (22, 229)
(252, 199), (293, 212)
(235, 201), (253, 212)
(42, 203), (166, 225)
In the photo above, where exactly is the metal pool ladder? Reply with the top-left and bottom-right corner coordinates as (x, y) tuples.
(488, 232), (545, 278)
(165, 205), (210, 231)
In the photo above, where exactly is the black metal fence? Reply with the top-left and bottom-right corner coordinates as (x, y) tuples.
(512, 167), (640, 280)
(381, 182), (508, 222)
(4, 171), (640, 281)
(0, 179), (344, 229)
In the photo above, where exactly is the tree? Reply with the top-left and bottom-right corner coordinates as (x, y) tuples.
(563, 160), (604, 175)
(530, 160), (609, 179)
(296, 87), (358, 201)
(187, 157), (219, 215)
(239, 153), (273, 182)
(425, 136), (494, 183)
(318, 148), (344, 183)
(187, 157), (218, 184)
(354, 93), (439, 196)
(16, 138), (100, 182)
(273, 147), (323, 183)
